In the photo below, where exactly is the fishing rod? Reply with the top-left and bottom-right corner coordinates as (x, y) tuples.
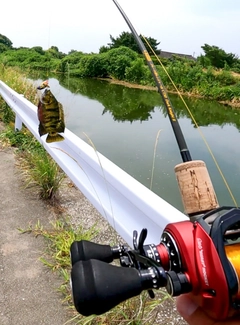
(112, 0), (191, 163)
(112, 0), (219, 216)
(69, 3), (240, 320)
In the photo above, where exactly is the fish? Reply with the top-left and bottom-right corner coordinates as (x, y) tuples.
(37, 80), (65, 143)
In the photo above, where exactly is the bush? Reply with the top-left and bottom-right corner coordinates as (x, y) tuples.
(106, 46), (138, 80)
(125, 58), (149, 84)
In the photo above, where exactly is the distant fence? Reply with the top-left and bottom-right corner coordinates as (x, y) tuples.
(0, 81), (187, 246)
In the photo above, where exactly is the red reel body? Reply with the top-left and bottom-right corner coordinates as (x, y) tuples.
(157, 221), (229, 319)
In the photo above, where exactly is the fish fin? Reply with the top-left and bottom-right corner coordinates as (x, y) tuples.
(46, 133), (64, 143)
(39, 123), (47, 136)
(56, 120), (65, 133)
(58, 103), (65, 121)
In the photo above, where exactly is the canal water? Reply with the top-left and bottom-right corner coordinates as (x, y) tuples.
(33, 75), (240, 213)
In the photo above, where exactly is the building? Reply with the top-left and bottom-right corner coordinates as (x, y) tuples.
(159, 50), (196, 61)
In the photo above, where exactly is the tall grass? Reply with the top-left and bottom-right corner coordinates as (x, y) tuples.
(0, 68), (64, 200)
(0, 66), (38, 104)
(0, 126), (64, 200)
(21, 219), (171, 325)
(20, 147), (65, 200)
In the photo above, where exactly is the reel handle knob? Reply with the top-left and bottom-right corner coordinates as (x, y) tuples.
(166, 271), (192, 296)
(70, 240), (122, 265)
(71, 259), (143, 316)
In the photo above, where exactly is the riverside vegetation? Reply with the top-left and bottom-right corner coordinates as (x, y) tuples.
(0, 68), (179, 324)
(0, 32), (240, 107)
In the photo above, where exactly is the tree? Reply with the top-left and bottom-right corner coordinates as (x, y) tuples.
(31, 46), (45, 55)
(0, 34), (12, 53)
(46, 46), (65, 59)
(201, 44), (238, 68)
(107, 31), (160, 54)
(99, 45), (109, 54)
(0, 34), (12, 48)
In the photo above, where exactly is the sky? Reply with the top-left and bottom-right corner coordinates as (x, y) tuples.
(1, 0), (240, 58)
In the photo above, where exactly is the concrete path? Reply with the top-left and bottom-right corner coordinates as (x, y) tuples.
(0, 144), (71, 324)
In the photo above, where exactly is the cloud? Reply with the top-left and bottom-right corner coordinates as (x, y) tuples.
(1, 0), (239, 56)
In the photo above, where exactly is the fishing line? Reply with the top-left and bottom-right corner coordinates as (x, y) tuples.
(141, 35), (238, 207)
(46, 2), (54, 79)
(82, 132), (117, 234)
(150, 129), (161, 191)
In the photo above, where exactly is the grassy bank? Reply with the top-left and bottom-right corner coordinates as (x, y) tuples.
(1, 46), (240, 107)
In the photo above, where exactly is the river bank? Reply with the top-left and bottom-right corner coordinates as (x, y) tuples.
(100, 77), (240, 109)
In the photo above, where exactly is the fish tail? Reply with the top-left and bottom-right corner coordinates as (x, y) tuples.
(46, 133), (64, 143)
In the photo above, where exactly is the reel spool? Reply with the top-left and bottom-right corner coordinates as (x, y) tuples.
(225, 243), (240, 299)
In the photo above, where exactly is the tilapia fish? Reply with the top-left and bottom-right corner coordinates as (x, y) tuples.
(37, 80), (65, 143)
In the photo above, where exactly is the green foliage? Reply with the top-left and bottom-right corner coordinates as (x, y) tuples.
(143, 35), (161, 55)
(66, 47), (139, 80)
(106, 46), (138, 80)
(31, 46), (45, 55)
(200, 82), (240, 101)
(214, 70), (236, 86)
(0, 67), (38, 104)
(0, 103), (15, 123)
(108, 31), (140, 53)
(0, 33), (240, 105)
(73, 53), (109, 78)
(19, 219), (97, 311)
(46, 46), (66, 59)
(201, 44), (238, 68)
(21, 148), (65, 200)
(0, 125), (64, 200)
(22, 219), (96, 270)
(108, 31), (160, 54)
(125, 58), (149, 84)
(0, 33), (12, 51)
(196, 54), (211, 68)
(0, 47), (62, 72)
(99, 45), (109, 54)
(0, 43), (10, 53)
(232, 60), (240, 73)
(0, 127), (40, 150)
(22, 218), (170, 325)
(62, 50), (84, 65)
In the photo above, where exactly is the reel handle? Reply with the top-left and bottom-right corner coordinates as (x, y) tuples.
(70, 240), (124, 266)
(71, 259), (167, 316)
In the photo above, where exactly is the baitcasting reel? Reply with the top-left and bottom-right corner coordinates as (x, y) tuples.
(70, 206), (240, 320)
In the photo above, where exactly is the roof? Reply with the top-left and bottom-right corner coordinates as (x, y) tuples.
(159, 50), (196, 60)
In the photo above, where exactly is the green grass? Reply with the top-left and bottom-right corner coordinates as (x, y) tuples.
(0, 66), (38, 104)
(18, 219), (98, 309)
(0, 126), (64, 200)
(19, 219), (171, 325)
(19, 148), (65, 200)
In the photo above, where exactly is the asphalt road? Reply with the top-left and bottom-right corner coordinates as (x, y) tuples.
(0, 143), (70, 324)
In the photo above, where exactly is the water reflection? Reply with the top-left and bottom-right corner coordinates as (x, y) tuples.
(57, 75), (240, 130)
(29, 73), (240, 211)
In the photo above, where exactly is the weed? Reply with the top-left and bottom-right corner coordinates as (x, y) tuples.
(19, 219), (97, 305)
(0, 102), (15, 123)
(0, 126), (39, 150)
(20, 217), (172, 325)
(0, 126), (64, 200)
(20, 148), (65, 200)
(0, 67), (38, 105)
